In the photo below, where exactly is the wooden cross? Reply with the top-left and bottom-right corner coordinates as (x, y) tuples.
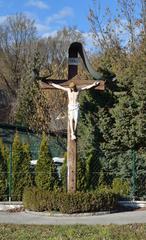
(38, 42), (105, 193)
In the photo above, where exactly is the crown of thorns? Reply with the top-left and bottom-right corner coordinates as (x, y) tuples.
(69, 82), (76, 88)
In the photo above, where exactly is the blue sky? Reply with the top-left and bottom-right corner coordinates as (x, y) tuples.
(0, 0), (119, 37)
(0, 0), (141, 47)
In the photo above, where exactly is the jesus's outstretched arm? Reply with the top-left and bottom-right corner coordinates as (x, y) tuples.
(50, 83), (69, 91)
(80, 81), (99, 91)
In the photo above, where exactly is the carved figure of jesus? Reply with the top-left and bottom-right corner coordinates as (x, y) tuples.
(50, 81), (99, 140)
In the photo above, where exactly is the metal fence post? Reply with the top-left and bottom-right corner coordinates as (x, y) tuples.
(9, 143), (12, 202)
(131, 149), (136, 200)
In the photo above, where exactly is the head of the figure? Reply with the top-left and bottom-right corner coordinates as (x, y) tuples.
(69, 82), (77, 92)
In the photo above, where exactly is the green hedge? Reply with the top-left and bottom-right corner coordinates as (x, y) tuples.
(23, 187), (118, 214)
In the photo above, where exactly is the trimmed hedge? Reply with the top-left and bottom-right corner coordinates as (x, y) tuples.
(23, 187), (118, 214)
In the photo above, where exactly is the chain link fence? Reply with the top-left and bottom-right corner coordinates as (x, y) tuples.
(1, 152), (146, 201)
(0, 125), (146, 201)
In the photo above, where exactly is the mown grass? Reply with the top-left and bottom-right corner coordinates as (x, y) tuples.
(0, 224), (146, 240)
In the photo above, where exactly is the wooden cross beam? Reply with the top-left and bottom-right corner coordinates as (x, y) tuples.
(39, 77), (105, 91)
(38, 42), (105, 193)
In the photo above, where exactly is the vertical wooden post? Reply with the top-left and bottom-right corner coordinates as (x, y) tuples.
(67, 122), (77, 192)
(67, 43), (78, 192)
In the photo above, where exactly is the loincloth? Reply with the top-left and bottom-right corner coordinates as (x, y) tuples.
(68, 103), (79, 111)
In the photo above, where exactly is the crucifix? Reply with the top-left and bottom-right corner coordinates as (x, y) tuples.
(50, 80), (99, 140)
(34, 42), (105, 192)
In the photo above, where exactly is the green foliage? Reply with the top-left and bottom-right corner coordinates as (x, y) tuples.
(23, 187), (118, 213)
(86, 0), (146, 198)
(1, 224), (146, 240)
(35, 132), (59, 191)
(23, 187), (53, 212)
(77, 90), (102, 190)
(112, 178), (130, 197)
(15, 51), (50, 133)
(97, 170), (108, 190)
(18, 144), (32, 192)
(0, 139), (7, 200)
(12, 132), (23, 200)
(111, 96), (140, 149)
(12, 132), (32, 200)
(15, 64), (39, 127)
(77, 157), (86, 191)
(58, 189), (118, 214)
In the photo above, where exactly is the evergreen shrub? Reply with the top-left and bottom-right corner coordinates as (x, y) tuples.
(23, 187), (118, 213)
(12, 133), (32, 200)
(0, 139), (8, 200)
(35, 132), (59, 191)
(112, 178), (130, 197)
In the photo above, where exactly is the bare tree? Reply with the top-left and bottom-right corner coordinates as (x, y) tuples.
(88, 0), (142, 51)
(0, 13), (37, 98)
(141, 0), (146, 34)
(118, 0), (137, 50)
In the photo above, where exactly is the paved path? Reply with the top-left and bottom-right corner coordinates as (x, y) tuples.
(0, 210), (146, 225)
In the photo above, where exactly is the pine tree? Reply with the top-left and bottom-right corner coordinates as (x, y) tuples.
(18, 144), (32, 193)
(35, 133), (59, 191)
(77, 90), (102, 190)
(12, 132), (32, 200)
(76, 157), (86, 191)
(12, 132), (24, 200)
(0, 139), (7, 200)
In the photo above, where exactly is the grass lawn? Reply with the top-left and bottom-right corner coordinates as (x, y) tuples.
(0, 224), (146, 240)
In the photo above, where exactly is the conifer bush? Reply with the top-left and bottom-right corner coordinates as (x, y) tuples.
(112, 178), (130, 197)
(23, 187), (118, 213)
(35, 132), (59, 191)
(12, 132), (32, 200)
(0, 139), (8, 200)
